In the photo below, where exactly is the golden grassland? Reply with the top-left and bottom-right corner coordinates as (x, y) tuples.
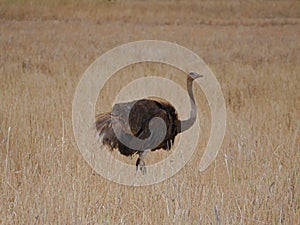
(0, 0), (299, 224)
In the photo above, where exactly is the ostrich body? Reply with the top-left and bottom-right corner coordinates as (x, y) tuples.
(95, 72), (202, 173)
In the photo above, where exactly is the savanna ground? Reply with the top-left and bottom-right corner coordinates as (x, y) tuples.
(0, 0), (299, 224)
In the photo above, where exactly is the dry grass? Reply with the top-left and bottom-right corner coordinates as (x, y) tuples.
(0, 0), (299, 224)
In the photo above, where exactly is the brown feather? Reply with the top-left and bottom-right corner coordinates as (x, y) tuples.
(95, 98), (180, 156)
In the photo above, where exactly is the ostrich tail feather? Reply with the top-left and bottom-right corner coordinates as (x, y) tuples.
(95, 113), (118, 149)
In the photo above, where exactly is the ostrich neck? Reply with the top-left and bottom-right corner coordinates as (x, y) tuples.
(180, 77), (197, 133)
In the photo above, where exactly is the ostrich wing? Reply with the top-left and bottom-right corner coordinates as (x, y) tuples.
(111, 100), (169, 151)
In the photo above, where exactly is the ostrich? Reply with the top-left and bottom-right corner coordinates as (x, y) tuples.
(95, 72), (203, 173)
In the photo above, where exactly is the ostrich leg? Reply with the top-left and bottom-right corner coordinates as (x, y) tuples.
(136, 150), (149, 174)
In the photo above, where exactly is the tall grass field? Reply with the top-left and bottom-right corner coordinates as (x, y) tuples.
(0, 1), (299, 224)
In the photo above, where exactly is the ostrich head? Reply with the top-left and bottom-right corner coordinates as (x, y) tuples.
(188, 72), (203, 80)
